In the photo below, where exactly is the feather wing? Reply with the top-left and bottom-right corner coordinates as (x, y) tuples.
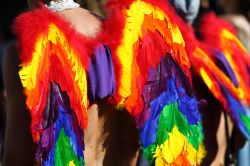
(104, 0), (205, 165)
(173, 10), (250, 139)
(14, 7), (97, 165)
(195, 12), (250, 138)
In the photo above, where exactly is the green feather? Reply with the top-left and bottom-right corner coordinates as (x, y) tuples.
(143, 144), (157, 163)
(143, 101), (203, 163)
(240, 112), (250, 135)
(156, 104), (170, 144)
(55, 129), (84, 166)
(156, 102), (203, 149)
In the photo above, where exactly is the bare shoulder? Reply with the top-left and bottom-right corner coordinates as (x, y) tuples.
(3, 43), (36, 166)
(58, 7), (102, 38)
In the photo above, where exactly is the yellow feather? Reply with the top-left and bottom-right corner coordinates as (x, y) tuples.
(116, 0), (186, 102)
(200, 68), (213, 90)
(19, 23), (88, 111)
(68, 161), (76, 166)
(153, 126), (203, 165)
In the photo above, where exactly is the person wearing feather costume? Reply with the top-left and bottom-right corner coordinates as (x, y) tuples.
(168, 0), (250, 165)
(3, 0), (206, 165)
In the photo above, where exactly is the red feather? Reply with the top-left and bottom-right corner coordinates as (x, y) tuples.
(13, 5), (97, 67)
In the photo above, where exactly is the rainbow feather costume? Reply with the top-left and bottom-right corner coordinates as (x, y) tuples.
(14, 0), (205, 165)
(14, 7), (116, 165)
(197, 13), (250, 138)
(173, 9), (250, 139)
(164, 0), (250, 139)
(103, 0), (205, 165)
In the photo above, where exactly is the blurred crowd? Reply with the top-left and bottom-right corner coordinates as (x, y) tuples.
(208, 0), (250, 51)
(0, 0), (249, 165)
(0, 0), (27, 162)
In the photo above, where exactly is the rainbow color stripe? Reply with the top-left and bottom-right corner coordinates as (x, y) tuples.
(112, 0), (191, 113)
(18, 20), (88, 165)
(141, 84), (205, 165)
(107, 0), (205, 164)
(16, 1), (206, 165)
(193, 35), (250, 138)
(169, 8), (250, 139)
(190, 13), (250, 138)
(42, 83), (84, 166)
(138, 58), (205, 165)
(19, 24), (89, 140)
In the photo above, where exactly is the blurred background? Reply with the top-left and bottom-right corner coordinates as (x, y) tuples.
(0, 0), (249, 165)
(0, 0), (27, 163)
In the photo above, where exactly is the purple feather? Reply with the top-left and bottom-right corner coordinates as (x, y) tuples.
(38, 83), (84, 165)
(87, 44), (116, 102)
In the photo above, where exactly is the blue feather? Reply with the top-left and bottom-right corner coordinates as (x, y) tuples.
(40, 83), (84, 165)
